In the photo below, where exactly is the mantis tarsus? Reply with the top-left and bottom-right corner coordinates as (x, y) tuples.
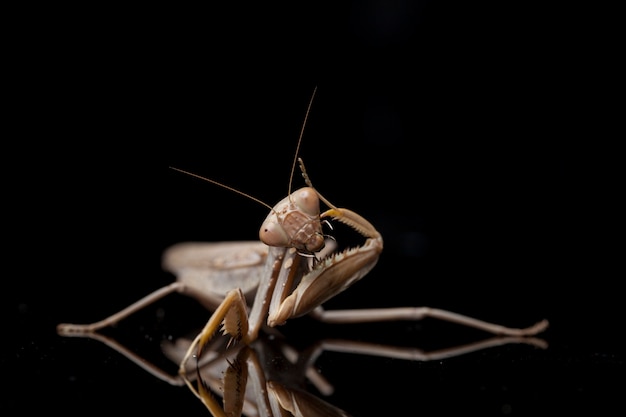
(57, 87), (549, 416)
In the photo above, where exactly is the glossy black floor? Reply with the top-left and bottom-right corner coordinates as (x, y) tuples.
(6, 3), (622, 416)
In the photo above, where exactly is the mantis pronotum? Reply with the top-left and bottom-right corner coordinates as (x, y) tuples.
(57, 87), (549, 416)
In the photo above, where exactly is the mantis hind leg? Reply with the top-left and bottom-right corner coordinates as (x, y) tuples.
(308, 306), (549, 337)
(57, 282), (185, 335)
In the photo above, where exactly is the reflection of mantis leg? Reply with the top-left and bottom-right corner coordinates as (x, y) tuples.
(309, 306), (549, 336)
(188, 343), (352, 417)
(291, 335), (548, 398)
(185, 345), (272, 417)
(61, 331), (187, 385)
(57, 325), (234, 386)
(278, 341), (336, 396)
(314, 336), (547, 361)
(192, 346), (252, 417)
(267, 379), (353, 417)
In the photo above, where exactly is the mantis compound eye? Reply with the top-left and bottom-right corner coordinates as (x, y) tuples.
(259, 187), (323, 250)
(259, 221), (290, 247)
(291, 187), (320, 217)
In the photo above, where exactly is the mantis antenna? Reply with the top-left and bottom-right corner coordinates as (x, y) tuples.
(171, 87), (322, 213)
(288, 87), (338, 211)
(168, 166), (274, 211)
(288, 85), (317, 198)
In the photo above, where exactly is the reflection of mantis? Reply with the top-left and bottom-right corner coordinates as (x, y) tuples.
(57, 88), (549, 416)
(65, 321), (548, 416)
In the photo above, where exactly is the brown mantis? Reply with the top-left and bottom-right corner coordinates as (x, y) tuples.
(57, 87), (549, 416)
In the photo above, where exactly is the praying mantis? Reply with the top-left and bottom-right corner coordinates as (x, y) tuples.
(57, 87), (549, 416)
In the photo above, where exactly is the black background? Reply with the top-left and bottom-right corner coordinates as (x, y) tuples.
(6, 2), (623, 416)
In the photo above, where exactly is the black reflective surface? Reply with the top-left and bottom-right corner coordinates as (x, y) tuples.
(7, 2), (622, 416)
